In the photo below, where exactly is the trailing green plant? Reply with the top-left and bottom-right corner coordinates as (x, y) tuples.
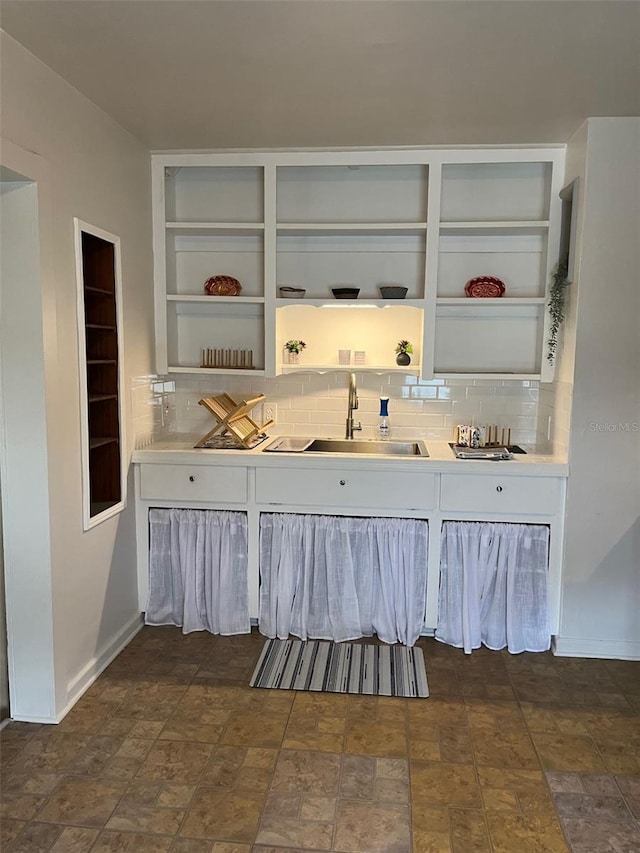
(547, 260), (569, 365)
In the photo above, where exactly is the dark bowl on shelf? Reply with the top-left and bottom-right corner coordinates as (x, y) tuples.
(279, 286), (306, 298)
(331, 287), (360, 299)
(379, 286), (408, 299)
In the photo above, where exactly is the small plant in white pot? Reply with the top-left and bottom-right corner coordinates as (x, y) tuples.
(284, 339), (306, 364)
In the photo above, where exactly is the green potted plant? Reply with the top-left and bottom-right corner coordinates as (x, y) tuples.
(395, 339), (413, 366)
(284, 339), (306, 364)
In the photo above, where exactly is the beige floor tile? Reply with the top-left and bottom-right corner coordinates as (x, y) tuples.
(411, 828), (452, 853)
(270, 749), (342, 795)
(37, 778), (126, 827)
(411, 762), (481, 809)
(136, 739), (214, 783)
(530, 732), (607, 772)
(0, 818), (27, 847)
(91, 830), (173, 851)
(180, 788), (264, 842)
(4, 820), (63, 852)
(333, 801), (411, 853)
(486, 812), (569, 853)
(220, 711), (289, 748)
(345, 719), (408, 757)
(449, 808), (491, 852)
(50, 826), (100, 852)
(471, 729), (540, 770)
(0, 792), (47, 820)
(6, 629), (638, 853)
(105, 802), (185, 834)
(255, 816), (334, 850)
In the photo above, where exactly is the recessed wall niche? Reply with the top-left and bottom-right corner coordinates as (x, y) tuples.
(74, 219), (126, 529)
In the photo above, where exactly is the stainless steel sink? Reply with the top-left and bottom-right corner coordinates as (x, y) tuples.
(304, 439), (429, 457)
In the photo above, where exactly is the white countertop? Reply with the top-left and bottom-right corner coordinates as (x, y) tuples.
(132, 435), (568, 476)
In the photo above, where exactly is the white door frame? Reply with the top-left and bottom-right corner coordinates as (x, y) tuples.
(0, 138), (61, 721)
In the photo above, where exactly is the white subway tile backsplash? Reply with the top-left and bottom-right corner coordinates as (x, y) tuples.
(131, 370), (569, 454)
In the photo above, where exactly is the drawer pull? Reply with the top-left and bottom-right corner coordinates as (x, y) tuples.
(189, 475), (195, 482)
(496, 485), (503, 493)
(339, 480), (346, 486)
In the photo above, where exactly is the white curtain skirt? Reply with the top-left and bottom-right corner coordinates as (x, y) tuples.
(435, 520), (551, 654)
(146, 508), (250, 635)
(259, 512), (429, 646)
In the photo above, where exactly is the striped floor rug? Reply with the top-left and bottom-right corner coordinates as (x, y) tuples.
(250, 639), (428, 698)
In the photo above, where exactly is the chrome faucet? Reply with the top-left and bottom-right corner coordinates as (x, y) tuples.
(345, 373), (363, 439)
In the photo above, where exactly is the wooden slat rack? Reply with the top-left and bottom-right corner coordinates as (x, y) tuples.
(195, 393), (275, 449)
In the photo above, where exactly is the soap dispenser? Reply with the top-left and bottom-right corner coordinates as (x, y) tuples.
(376, 397), (392, 441)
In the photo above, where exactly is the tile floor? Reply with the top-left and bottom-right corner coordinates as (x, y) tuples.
(1, 627), (639, 852)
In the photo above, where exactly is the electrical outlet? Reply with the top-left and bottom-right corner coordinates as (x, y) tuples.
(263, 403), (276, 424)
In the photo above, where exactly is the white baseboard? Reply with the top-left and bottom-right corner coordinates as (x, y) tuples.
(59, 612), (144, 721)
(552, 636), (640, 661)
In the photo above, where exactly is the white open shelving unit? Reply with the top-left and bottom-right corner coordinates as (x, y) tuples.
(151, 149), (564, 380)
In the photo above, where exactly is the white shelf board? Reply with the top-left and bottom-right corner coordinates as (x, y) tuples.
(275, 299), (425, 308)
(436, 297), (546, 305)
(439, 220), (549, 235)
(167, 366), (266, 376)
(166, 222), (264, 236)
(167, 294), (265, 303)
(434, 371), (542, 381)
(280, 363), (422, 374)
(276, 222), (427, 236)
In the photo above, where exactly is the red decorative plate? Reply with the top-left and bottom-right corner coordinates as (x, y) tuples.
(464, 276), (506, 298)
(204, 275), (242, 296)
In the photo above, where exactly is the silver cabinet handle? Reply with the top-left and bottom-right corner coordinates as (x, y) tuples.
(496, 485), (503, 492)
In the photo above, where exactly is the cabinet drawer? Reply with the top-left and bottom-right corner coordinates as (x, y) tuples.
(440, 474), (560, 516)
(139, 464), (247, 503)
(256, 468), (436, 511)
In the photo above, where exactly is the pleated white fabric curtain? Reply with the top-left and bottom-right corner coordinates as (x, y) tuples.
(436, 521), (550, 654)
(259, 513), (428, 646)
(146, 508), (250, 635)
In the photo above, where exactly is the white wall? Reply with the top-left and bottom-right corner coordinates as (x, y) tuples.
(0, 32), (154, 719)
(556, 118), (640, 659)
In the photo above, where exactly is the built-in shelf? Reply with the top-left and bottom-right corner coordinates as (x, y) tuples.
(85, 285), (114, 297)
(89, 437), (119, 450)
(153, 152), (563, 379)
(75, 219), (125, 529)
(280, 363), (422, 374)
(166, 221), (264, 235)
(168, 365), (266, 376)
(435, 372), (542, 381)
(276, 222), (427, 236)
(166, 294), (265, 304)
(89, 394), (117, 403)
(440, 220), (549, 230)
(436, 297), (546, 305)
(276, 299), (424, 308)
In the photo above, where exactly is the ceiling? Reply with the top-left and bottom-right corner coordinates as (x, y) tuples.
(1, 0), (639, 150)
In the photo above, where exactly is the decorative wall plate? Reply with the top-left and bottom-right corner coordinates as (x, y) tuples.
(464, 276), (506, 298)
(204, 275), (243, 296)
